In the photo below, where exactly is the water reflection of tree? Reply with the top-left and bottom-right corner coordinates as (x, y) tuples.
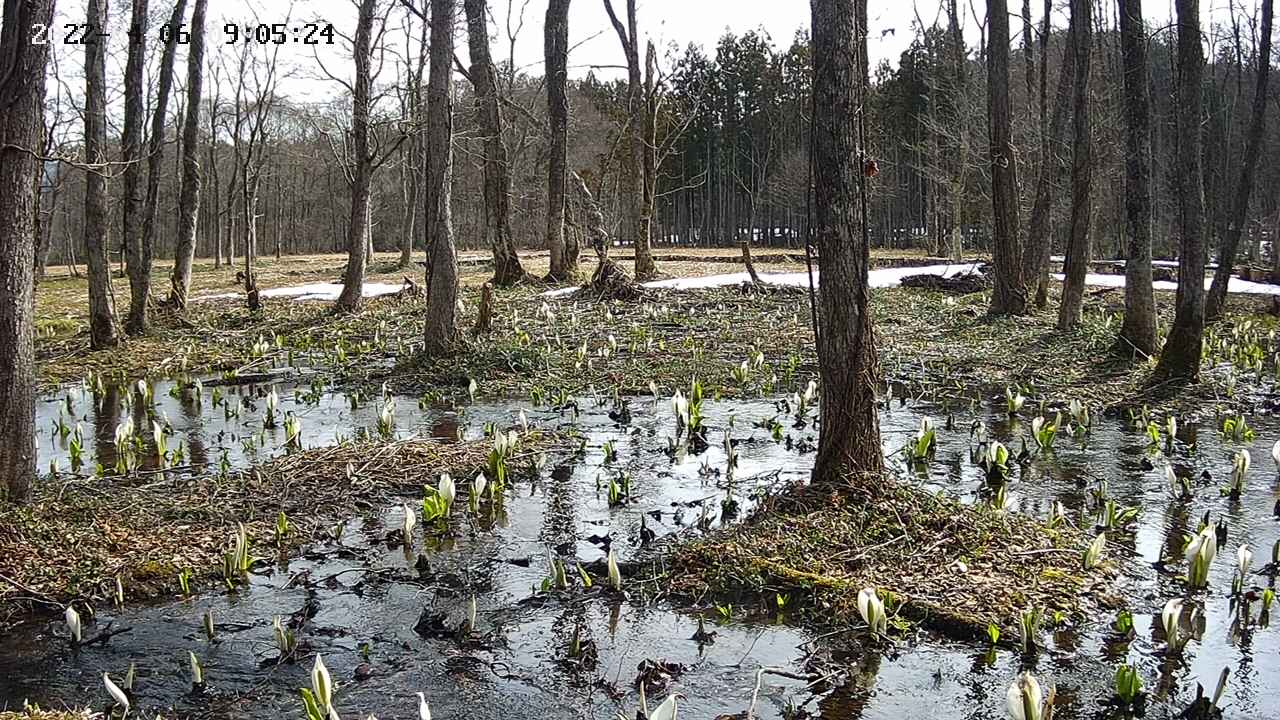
(91, 383), (121, 468)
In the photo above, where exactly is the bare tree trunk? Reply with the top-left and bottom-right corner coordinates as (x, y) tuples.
(1116, 0), (1158, 355)
(641, 40), (659, 268)
(464, 0), (530, 287)
(84, 0), (120, 349)
(121, 0), (150, 333)
(604, 0), (656, 280)
(545, 0), (577, 281)
(1207, 0), (1274, 319)
(336, 0), (378, 312)
(127, 0), (188, 325)
(1155, 0), (1208, 380)
(169, 0), (208, 309)
(423, 0), (460, 356)
(987, 0), (1026, 316)
(0, 0), (54, 503)
(1022, 8), (1075, 307)
(1057, 0), (1093, 330)
(810, 0), (883, 484)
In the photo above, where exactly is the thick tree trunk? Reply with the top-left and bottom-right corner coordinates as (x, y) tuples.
(1154, 0), (1208, 380)
(84, 0), (120, 350)
(1116, 0), (1158, 355)
(121, 0), (150, 333)
(464, 0), (530, 287)
(810, 0), (883, 484)
(986, 0), (1026, 316)
(0, 0), (54, 503)
(336, 0), (378, 312)
(1057, 0), (1093, 330)
(170, 0), (208, 309)
(1207, 0), (1274, 319)
(423, 0), (460, 356)
(545, 0), (577, 281)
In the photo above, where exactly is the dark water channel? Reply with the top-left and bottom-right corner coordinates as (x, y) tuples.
(4, 377), (1279, 719)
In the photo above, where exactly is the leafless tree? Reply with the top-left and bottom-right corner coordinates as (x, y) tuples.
(810, 0), (883, 484)
(84, 0), (120, 348)
(1116, 0), (1157, 355)
(1154, 0), (1208, 380)
(603, 0), (657, 279)
(0, 0), (55, 503)
(987, 0), (1026, 315)
(1207, 0), (1274, 318)
(423, 0), (460, 355)
(121, 0), (150, 332)
(169, 0), (210, 309)
(544, 0), (577, 281)
(464, 0), (532, 286)
(1057, 0), (1093, 330)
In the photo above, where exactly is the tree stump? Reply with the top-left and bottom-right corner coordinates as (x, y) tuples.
(473, 282), (494, 335)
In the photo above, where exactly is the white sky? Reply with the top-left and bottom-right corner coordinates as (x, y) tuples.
(41, 0), (1249, 105)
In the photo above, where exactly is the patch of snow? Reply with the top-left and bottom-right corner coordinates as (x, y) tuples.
(544, 262), (1280, 298)
(1051, 272), (1280, 295)
(196, 282), (406, 303)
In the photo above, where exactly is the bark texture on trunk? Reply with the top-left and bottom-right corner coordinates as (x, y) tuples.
(1116, 0), (1158, 355)
(336, 0), (378, 312)
(84, 0), (120, 350)
(987, 0), (1026, 316)
(423, 0), (460, 356)
(131, 0), (187, 329)
(1023, 0), (1075, 307)
(121, 0), (150, 334)
(1155, 0), (1208, 380)
(545, 0), (577, 281)
(1206, 0), (1274, 319)
(604, 0), (656, 280)
(170, 0), (209, 310)
(464, 0), (530, 287)
(809, 0), (883, 484)
(0, 0), (55, 503)
(1057, 0), (1093, 330)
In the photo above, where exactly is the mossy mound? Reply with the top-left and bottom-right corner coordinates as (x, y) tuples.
(669, 475), (1108, 641)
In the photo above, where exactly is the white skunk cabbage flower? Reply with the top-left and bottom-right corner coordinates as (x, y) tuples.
(649, 695), (678, 720)
(856, 588), (887, 635)
(311, 654), (335, 718)
(470, 473), (487, 511)
(1161, 598), (1186, 650)
(1237, 545), (1253, 579)
(103, 671), (129, 713)
(1272, 439), (1280, 470)
(517, 409), (529, 433)
(1006, 671), (1044, 720)
(402, 503), (416, 540)
(1185, 524), (1218, 588)
(65, 606), (83, 643)
(438, 474), (456, 513)
(607, 549), (622, 590)
(416, 692), (432, 720)
(670, 390), (690, 429)
(803, 379), (818, 404)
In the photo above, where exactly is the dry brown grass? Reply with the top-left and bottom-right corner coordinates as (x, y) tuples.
(0, 432), (558, 625)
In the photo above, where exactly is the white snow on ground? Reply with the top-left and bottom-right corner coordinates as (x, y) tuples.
(195, 282), (406, 303)
(1049, 272), (1280, 295)
(544, 262), (1280, 298)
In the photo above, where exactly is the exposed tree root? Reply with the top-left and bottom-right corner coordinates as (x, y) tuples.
(585, 258), (648, 301)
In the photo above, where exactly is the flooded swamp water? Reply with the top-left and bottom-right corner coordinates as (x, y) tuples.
(3, 376), (1279, 719)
